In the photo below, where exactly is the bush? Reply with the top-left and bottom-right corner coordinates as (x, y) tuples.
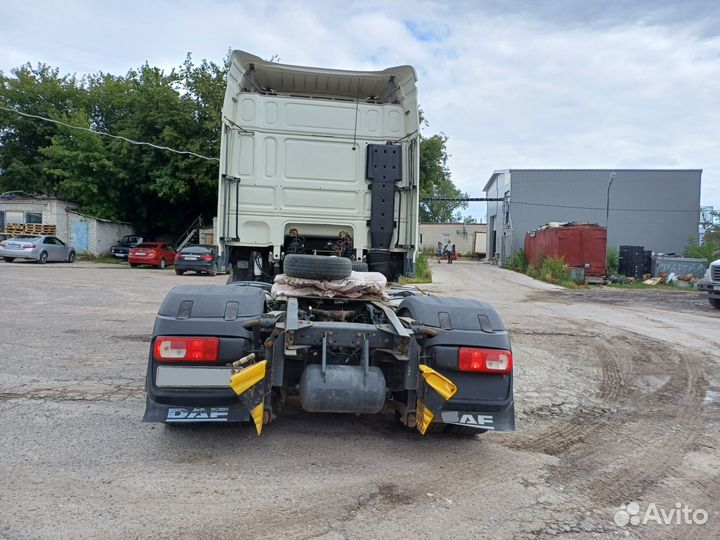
(606, 246), (619, 275)
(504, 248), (528, 273)
(683, 235), (720, 267)
(400, 250), (432, 284)
(538, 256), (568, 284)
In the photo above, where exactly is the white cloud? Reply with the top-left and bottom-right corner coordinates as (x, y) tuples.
(1, 0), (718, 220)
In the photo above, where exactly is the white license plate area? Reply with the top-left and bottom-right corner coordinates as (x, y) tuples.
(113, 253), (125, 258)
(156, 366), (232, 388)
(183, 256), (199, 260)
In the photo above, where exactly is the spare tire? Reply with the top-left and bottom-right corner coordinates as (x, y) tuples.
(351, 261), (368, 272)
(283, 254), (352, 280)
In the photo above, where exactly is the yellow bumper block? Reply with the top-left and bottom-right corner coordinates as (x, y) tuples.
(419, 365), (457, 400)
(416, 399), (434, 435)
(230, 360), (267, 396)
(250, 403), (264, 435)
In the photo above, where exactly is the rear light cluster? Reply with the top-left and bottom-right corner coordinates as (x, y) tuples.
(458, 348), (513, 374)
(154, 337), (219, 362)
(201, 255), (212, 261)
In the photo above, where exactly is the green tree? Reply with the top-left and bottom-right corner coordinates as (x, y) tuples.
(418, 133), (468, 222)
(1, 56), (225, 236)
(0, 63), (87, 195)
(685, 212), (720, 265)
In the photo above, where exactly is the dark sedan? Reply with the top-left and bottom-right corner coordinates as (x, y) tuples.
(174, 245), (219, 275)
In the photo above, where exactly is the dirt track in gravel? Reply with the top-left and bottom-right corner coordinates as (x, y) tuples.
(0, 259), (718, 539)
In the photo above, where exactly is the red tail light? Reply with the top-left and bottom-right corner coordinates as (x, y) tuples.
(154, 337), (219, 362)
(458, 348), (513, 373)
(201, 255), (212, 261)
(175, 253), (182, 260)
(23, 243), (35, 249)
(147, 250), (156, 257)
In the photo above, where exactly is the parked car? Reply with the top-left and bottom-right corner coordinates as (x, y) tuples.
(175, 244), (219, 275)
(0, 234), (76, 263)
(110, 235), (145, 259)
(128, 242), (175, 269)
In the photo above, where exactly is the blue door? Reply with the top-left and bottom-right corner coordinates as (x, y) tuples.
(71, 221), (89, 253)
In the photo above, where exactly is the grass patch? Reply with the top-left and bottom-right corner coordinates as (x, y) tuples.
(606, 246), (619, 275)
(400, 251), (432, 284)
(608, 282), (696, 292)
(507, 254), (579, 288)
(78, 253), (127, 264)
(503, 248), (528, 273)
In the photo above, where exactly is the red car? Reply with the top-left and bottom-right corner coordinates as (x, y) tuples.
(128, 242), (176, 269)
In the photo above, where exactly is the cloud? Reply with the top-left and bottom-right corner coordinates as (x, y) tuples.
(1, 0), (718, 220)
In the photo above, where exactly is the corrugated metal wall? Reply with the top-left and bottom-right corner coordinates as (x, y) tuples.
(509, 170), (701, 255)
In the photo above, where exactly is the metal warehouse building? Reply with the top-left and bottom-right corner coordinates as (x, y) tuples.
(484, 169), (701, 264)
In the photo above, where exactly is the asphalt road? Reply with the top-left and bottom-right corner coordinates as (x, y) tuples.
(0, 259), (718, 539)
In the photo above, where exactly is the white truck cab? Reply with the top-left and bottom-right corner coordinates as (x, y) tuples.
(217, 51), (420, 282)
(698, 259), (720, 309)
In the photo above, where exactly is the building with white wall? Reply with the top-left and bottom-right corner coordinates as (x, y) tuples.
(419, 222), (487, 256)
(0, 195), (133, 256)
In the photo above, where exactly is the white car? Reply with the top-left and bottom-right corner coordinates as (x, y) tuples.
(0, 234), (76, 263)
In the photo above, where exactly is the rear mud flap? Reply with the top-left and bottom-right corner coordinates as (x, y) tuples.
(144, 360), (269, 434)
(440, 404), (516, 432)
(142, 397), (251, 424)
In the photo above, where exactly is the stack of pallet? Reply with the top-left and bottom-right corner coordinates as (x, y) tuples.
(24, 223), (57, 235)
(3, 224), (26, 236)
(2, 223), (57, 236)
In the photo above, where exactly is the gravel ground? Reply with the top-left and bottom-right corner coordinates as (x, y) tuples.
(0, 259), (718, 539)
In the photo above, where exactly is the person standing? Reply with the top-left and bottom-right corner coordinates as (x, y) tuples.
(436, 241), (443, 263)
(447, 241), (455, 264)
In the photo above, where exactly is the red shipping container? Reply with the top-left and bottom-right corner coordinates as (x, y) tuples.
(524, 223), (607, 276)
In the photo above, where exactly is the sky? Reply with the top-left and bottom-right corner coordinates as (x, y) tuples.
(1, 0), (719, 221)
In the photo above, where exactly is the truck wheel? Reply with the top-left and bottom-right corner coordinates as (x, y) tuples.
(283, 254), (352, 280)
(710, 298), (720, 309)
(446, 425), (487, 437)
(352, 261), (368, 272)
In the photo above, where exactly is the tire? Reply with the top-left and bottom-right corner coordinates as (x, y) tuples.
(3, 257), (14, 263)
(130, 263), (138, 268)
(208, 263), (217, 277)
(38, 251), (48, 264)
(710, 298), (720, 310)
(446, 425), (487, 437)
(66, 251), (75, 263)
(283, 254), (352, 280)
(159, 259), (166, 270)
(175, 269), (184, 275)
(351, 261), (368, 272)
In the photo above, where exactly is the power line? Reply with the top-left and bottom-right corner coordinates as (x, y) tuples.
(0, 105), (220, 162)
(422, 195), (699, 213)
(508, 200), (698, 213)
(422, 197), (504, 202)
